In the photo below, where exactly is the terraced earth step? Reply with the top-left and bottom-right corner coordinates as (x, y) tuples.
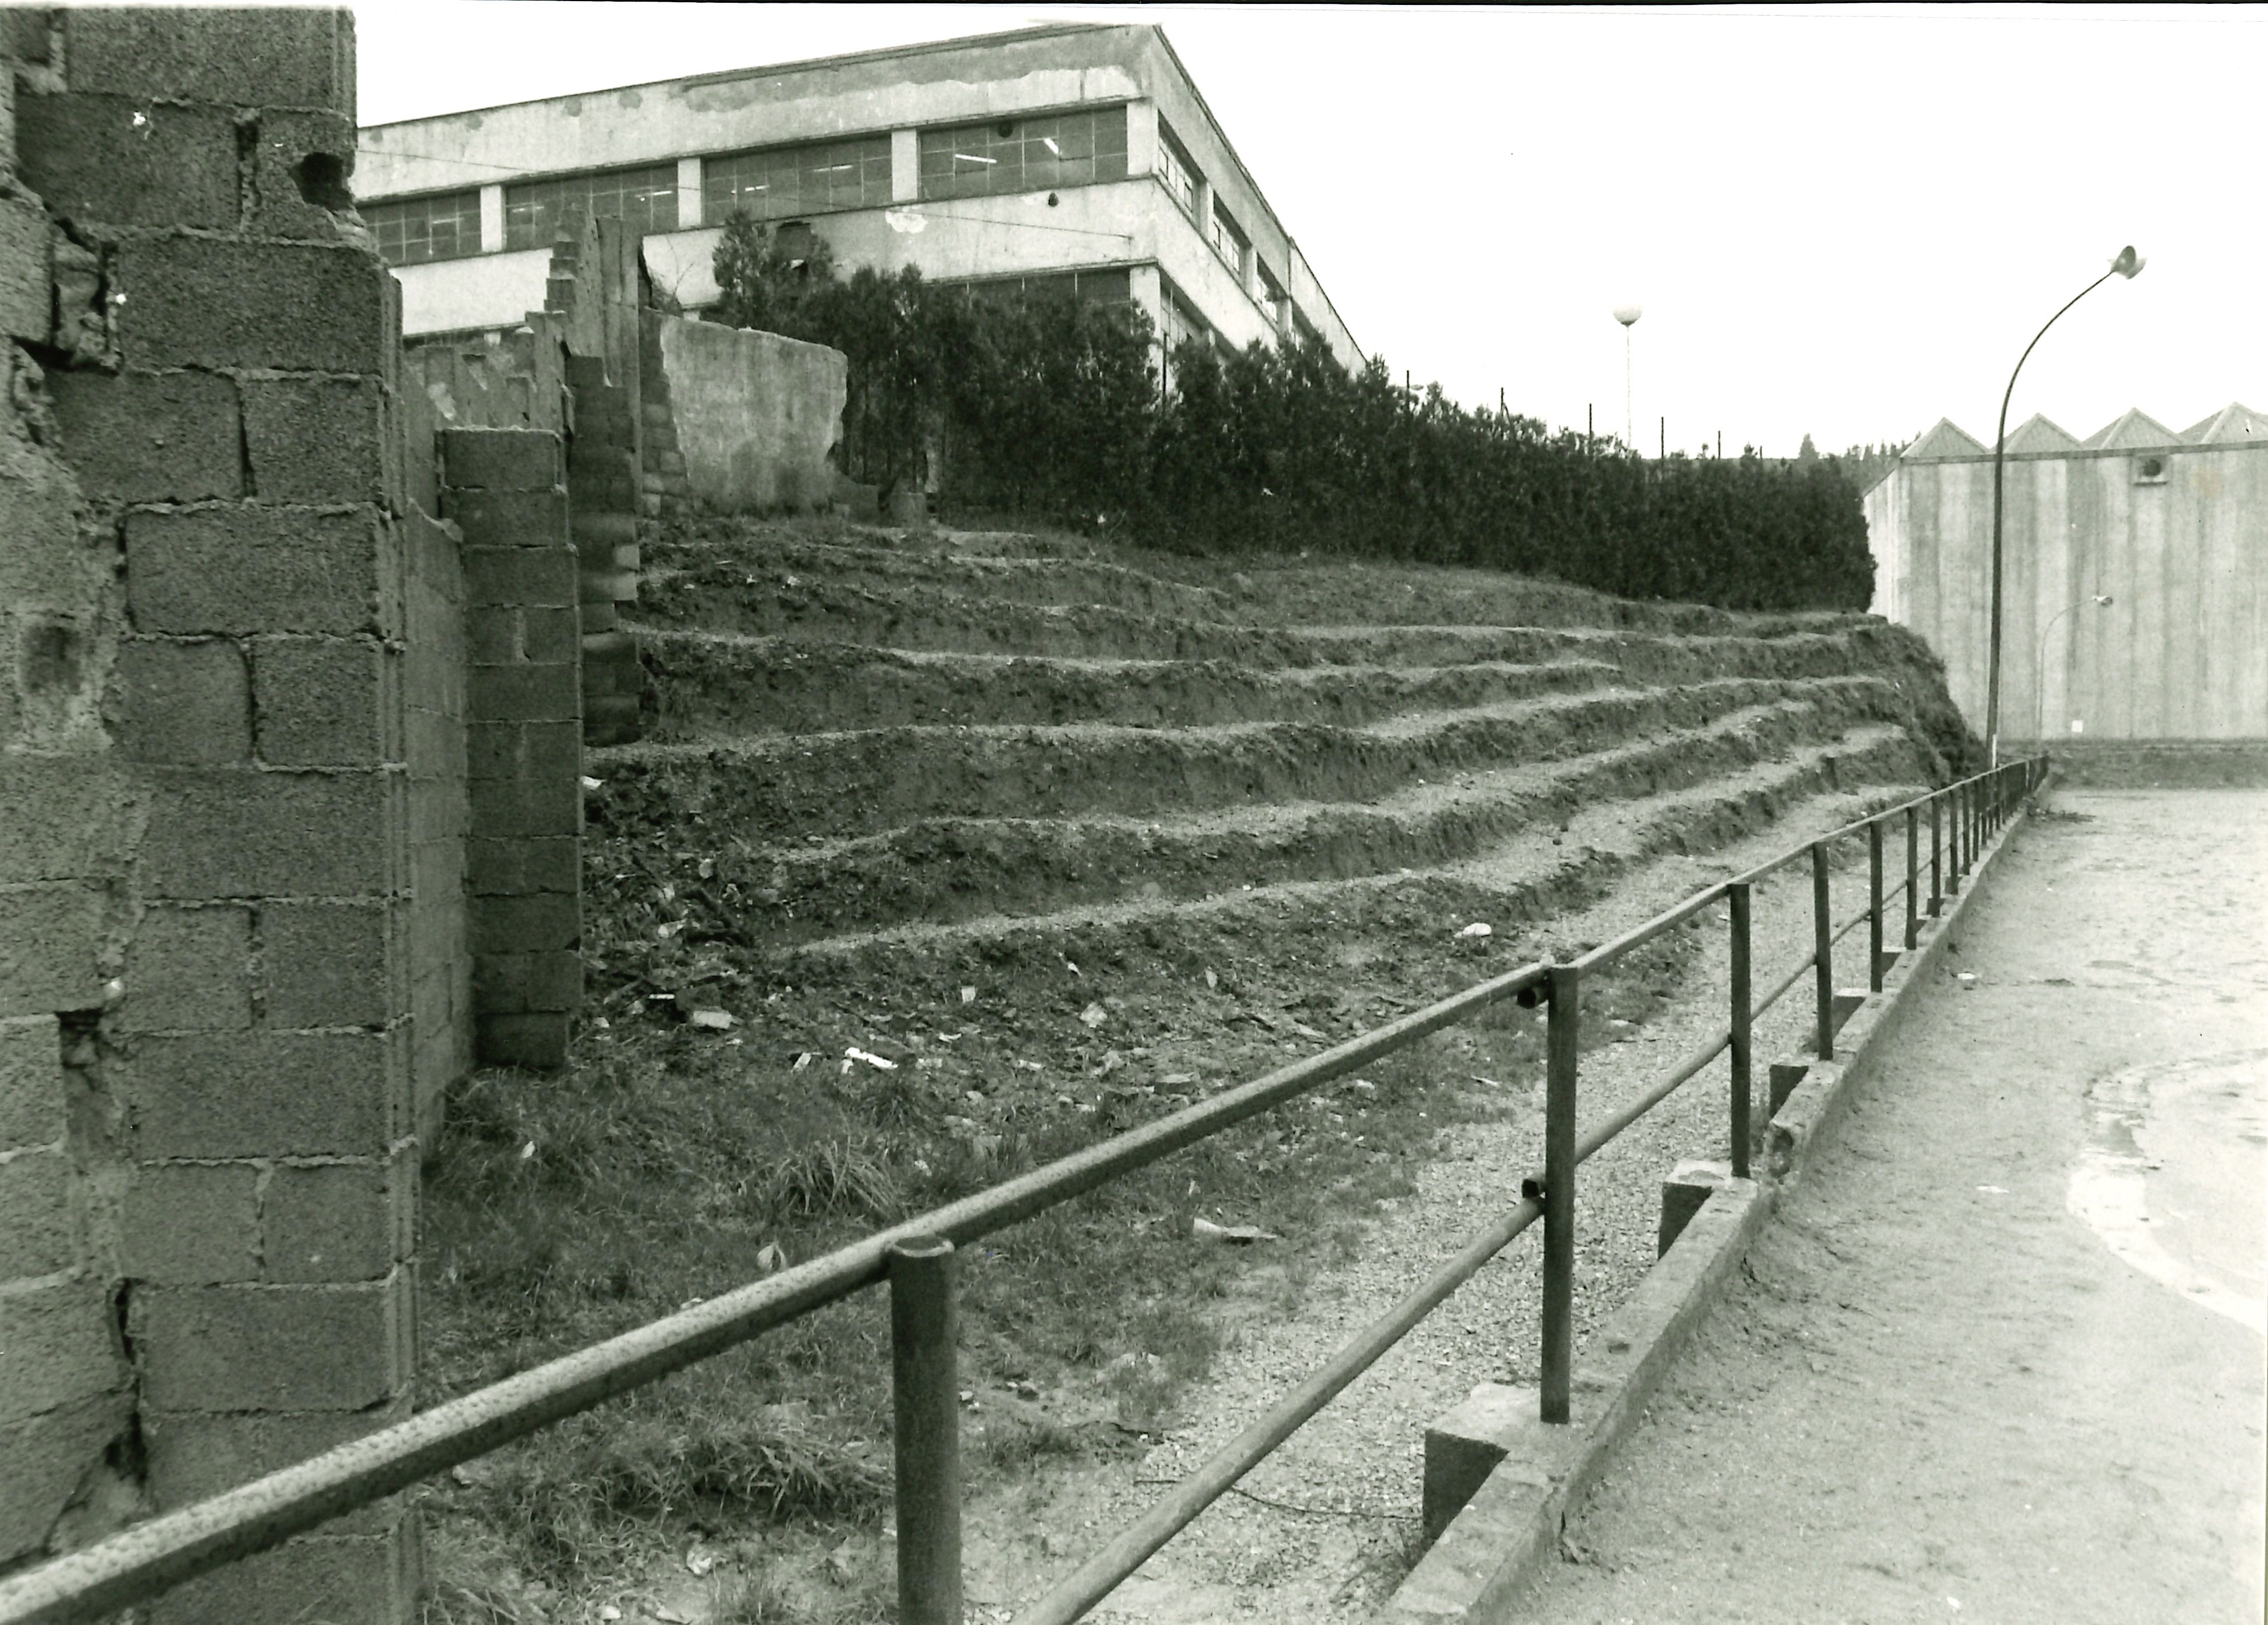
(629, 557), (1905, 670)
(601, 726), (1923, 995)
(638, 634), (1621, 737)
(644, 518), (1868, 636)
(619, 697), (1902, 947)
(586, 674), (1903, 843)
(632, 625), (1924, 738)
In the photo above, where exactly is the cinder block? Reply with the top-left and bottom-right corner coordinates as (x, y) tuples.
(121, 1162), (259, 1284)
(114, 237), (387, 372)
(0, 1016), (63, 1153)
(476, 1011), (568, 1072)
(246, 108), (359, 241)
(126, 506), (396, 637)
(14, 92), (239, 231)
(262, 1161), (395, 1283)
(0, 755), (135, 885)
(0, 194), (51, 345)
(441, 428), (563, 492)
(0, 431), (88, 604)
(468, 773), (579, 842)
(46, 368), (243, 502)
(1658, 1158), (1729, 1257)
(115, 638), (252, 765)
(441, 487), (567, 550)
(133, 1275), (410, 1413)
(521, 605), (581, 665)
(1422, 1382), (1535, 1544)
(460, 545), (576, 612)
(471, 892), (578, 956)
(0, 1146), (71, 1276)
(466, 662), (578, 725)
(61, 8), (355, 112)
(0, 1392), (131, 1567)
(469, 953), (527, 1017)
(242, 375), (389, 505)
(122, 1030), (404, 1160)
(524, 948), (582, 1011)
(253, 637), (395, 765)
(142, 1404), (407, 1527)
(122, 904), (254, 1032)
(149, 1528), (416, 1625)
(262, 899), (395, 1028)
(0, 880), (107, 1018)
(142, 767), (395, 899)
(0, 1280), (125, 1428)
(0, 9), (51, 66)
(465, 609), (517, 668)
(1768, 1061), (1809, 1117)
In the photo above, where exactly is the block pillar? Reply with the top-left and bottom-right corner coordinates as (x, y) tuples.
(443, 429), (583, 1071)
(3, 11), (432, 1617)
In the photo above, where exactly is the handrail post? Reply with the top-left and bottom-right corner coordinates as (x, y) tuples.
(1540, 963), (1579, 1425)
(1904, 805), (1919, 951)
(1867, 818), (1885, 992)
(1727, 882), (1752, 1178)
(1931, 793), (1944, 914)
(1812, 842), (1833, 1058)
(889, 1236), (962, 1625)
(1949, 783), (1963, 895)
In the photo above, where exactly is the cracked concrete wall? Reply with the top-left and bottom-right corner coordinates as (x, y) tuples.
(1, 10), (447, 1620)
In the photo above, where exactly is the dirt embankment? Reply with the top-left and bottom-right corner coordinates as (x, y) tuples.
(419, 516), (1979, 1625)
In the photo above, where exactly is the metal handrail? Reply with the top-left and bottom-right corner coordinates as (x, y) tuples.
(0, 756), (2048, 1625)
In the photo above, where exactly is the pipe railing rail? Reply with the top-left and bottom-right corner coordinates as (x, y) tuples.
(0, 757), (2050, 1625)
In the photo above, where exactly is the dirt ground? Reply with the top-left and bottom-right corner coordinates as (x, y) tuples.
(1515, 789), (2267, 1623)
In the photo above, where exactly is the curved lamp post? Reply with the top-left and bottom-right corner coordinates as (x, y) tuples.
(2031, 592), (2113, 743)
(1984, 245), (2145, 765)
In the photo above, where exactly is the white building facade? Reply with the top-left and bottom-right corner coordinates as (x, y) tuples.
(354, 22), (1361, 369)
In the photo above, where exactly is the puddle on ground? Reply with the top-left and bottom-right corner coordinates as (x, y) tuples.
(2069, 1051), (2267, 1336)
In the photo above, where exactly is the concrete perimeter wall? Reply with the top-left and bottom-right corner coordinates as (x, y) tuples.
(1867, 441), (2268, 744)
(646, 312), (845, 514)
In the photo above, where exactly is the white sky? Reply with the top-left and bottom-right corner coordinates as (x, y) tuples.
(355, 2), (2267, 457)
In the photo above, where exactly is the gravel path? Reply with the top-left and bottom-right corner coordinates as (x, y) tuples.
(961, 786), (1911, 1622)
(1511, 789), (2266, 1623)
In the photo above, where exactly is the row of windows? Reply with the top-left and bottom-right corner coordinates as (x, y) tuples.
(955, 266), (1133, 308)
(917, 108), (1129, 200)
(366, 107), (1133, 267)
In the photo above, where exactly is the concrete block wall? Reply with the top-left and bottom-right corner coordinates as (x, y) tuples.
(441, 428), (583, 1072)
(2, 10), (436, 1617)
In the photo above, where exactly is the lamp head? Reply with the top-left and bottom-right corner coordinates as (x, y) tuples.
(1612, 304), (1643, 328)
(2092, 593), (2114, 607)
(2110, 246), (2145, 279)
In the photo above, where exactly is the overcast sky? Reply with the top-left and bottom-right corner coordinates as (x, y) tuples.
(356, 3), (2265, 458)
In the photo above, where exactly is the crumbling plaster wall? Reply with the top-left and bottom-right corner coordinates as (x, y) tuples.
(1, 10), (459, 1619)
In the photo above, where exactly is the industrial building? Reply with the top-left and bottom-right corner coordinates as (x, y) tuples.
(1864, 403), (2267, 751)
(354, 22), (1361, 369)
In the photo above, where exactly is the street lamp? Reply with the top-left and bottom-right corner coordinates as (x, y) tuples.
(1984, 245), (2144, 765)
(2031, 592), (2113, 744)
(1613, 304), (1642, 448)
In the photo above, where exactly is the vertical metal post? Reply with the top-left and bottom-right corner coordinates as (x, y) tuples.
(1904, 805), (1920, 951)
(1867, 818), (1885, 992)
(1812, 842), (1833, 1058)
(1728, 882), (1752, 1178)
(890, 1236), (961, 1625)
(1540, 965), (1579, 1425)
(1929, 793), (1942, 917)
(1949, 784), (1963, 894)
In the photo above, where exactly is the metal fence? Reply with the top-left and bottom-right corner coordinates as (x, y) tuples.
(0, 757), (2049, 1625)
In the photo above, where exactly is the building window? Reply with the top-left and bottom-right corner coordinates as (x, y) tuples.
(1210, 199), (1250, 275)
(918, 106), (1129, 201)
(1257, 261), (1290, 332)
(1156, 120), (1200, 217)
(2133, 453), (2169, 485)
(704, 136), (892, 221)
(956, 267), (1134, 308)
(503, 164), (679, 251)
(366, 190), (481, 265)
